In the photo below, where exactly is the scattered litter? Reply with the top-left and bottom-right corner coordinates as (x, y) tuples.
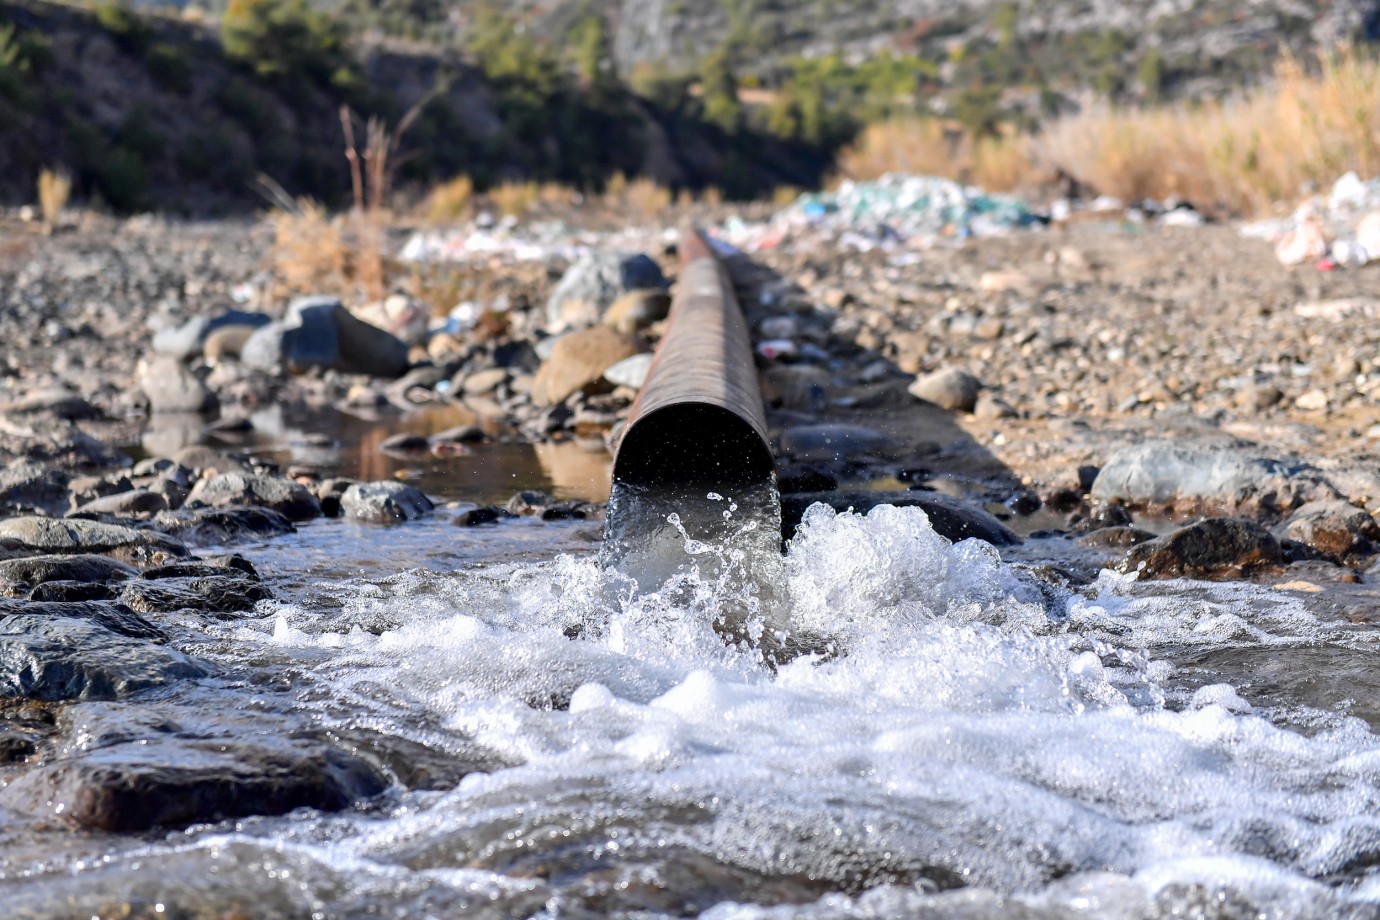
(715, 174), (1042, 253)
(1242, 172), (1380, 269)
(755, 339), (799, 360)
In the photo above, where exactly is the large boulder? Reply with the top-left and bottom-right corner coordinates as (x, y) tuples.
(148, 508), (296, 545)
(1276, 499), (1380, 560)
(531, 327), (642, 406)
(1118, 518), (1283, 579)
(545, 252), (668, 330)
(241, 296), (409, 378)
(151, 310), (273, 360)
(0, 615), (208, 701)
(339, 482), (434, 523)
(0, 734), (385, 832)
(0, 517), (188, 567)
(0, 460), (70, 516)
(138, 355), (217, 414)
(1092, 442), (1339, 516)
(185, 473), (321, 522)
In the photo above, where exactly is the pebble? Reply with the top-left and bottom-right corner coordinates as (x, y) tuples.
(908, 367), (981, 412)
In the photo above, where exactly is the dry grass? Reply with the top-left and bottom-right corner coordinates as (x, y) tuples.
(271, 201), (348, 296)
(840, 48), (1380, 216)
(424, 175), (474, 222)
(599, 172), (672, 219)
(488, 181), (542, 217)
(37, 168), (72, 227)
(1040, 48), (1380, 214)
(838, 119), (1039, 193)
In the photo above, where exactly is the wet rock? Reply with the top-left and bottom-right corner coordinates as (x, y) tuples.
(780, 424), (897, 462)
(315, 478), (354, 518)
(456, 506), (512, 526)
(0, 599), (165, 641)
(431, 424), (486, 445)
(152, 311), (272, 360)
(781, 492), (1019, 546)
(1069, 501), (1133, 533)
(147, 476), (190, 511)
(0, 699), (57, 764)
(28, 581), (120, 602)
(0, 615), (206, 700)
(1092, 442), (1339, 516)
(0, 386), (100, 420)
(379, 433), (430, 454)
(1277, 500), (1380, 560)
(0, 735), (386, 832)
(0, 459), (70, 516)
(328, 727), (512, 791)
(908, 367), (981, 412)
(506, 490), (553, 515)
(1077, 526), (1157, 549)
(340, 482), (434, 524)
(147, 508), (296, 545)
(546, 252), (669, 330)
(531, 327), (642, 406)
(0, 554), (138, 593)
(171, 445), (248, 475)
(71, 488), (168, 517)
(0, 517), (188, 567)
(241, 296), (410, 378)
(603, 289), (672, 334)
(119, 575), (272, 617)
(0, 423), (130, 471)
(139, 355), (218, 414)
(142, 554), (260, 581)
(1119, 518), (1283, 578)
(186, 473), (321, 522)
(776, 464), (838, 494)
(540, 500), (600, 521)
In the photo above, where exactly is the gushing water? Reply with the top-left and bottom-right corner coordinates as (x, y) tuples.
(4, 502), (1380, 918)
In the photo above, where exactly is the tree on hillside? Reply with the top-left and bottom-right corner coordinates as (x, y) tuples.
(221, 0), (349, 85)
(700, 43), (742, 132)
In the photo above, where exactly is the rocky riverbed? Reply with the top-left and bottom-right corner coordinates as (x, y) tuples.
(3, 205), (1380, 917)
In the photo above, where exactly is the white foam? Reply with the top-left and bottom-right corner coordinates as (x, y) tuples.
(197, 502), (1380, 912)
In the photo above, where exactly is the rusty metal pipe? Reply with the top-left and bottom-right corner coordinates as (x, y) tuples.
(609, 229), (774, 489)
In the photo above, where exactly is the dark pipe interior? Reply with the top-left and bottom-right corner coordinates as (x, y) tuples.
(613, 403), (775, 488)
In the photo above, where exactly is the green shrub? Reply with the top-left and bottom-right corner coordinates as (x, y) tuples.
(147, 42), (192, 93)
(214, 79), (276, 134)
(117, 107), (163, 160)
(99, 145), (149, 212)
(95, 1), (151, 54)
(221, 0), (350, 85)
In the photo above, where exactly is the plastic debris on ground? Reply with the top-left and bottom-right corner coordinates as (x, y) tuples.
(1240, 171), (1380, 269)
(714, 174), (1044, 255)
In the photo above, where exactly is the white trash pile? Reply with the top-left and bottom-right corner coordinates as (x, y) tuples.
(716, 174), (1042, 253)
(1241, 172), (1380, 269)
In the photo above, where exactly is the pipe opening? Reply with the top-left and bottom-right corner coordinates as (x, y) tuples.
(612, 402), (775, 489)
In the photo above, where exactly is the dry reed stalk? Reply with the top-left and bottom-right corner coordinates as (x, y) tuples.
(37, 168), (72, 228)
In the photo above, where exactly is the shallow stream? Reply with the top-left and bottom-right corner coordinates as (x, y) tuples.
(4, 413), (1380, 919)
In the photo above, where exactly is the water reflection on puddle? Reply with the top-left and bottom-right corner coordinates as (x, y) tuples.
(139, 402), (612, 504)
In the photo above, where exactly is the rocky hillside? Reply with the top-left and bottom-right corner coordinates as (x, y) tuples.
(0, 0), (836, 213)
(380, 0), (1380, 98)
